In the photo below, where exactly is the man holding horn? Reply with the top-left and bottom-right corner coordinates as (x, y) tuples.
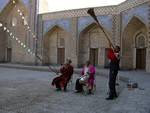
(107, 44), (120, 100)
(87, 8), (120, 100)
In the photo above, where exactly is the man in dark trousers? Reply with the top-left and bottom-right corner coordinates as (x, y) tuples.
(106, 44), (120, 100)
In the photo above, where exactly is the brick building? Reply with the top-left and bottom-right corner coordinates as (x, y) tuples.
(0, 0), (150, 72)
(0, 0), (38, 64)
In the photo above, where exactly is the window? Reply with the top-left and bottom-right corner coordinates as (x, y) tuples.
(60, 38), (65, 46)
(136, 35), (145, 48)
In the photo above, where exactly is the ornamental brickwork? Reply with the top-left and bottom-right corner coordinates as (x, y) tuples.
(41, 0), (149, 20)
(112, 14), (121, 46)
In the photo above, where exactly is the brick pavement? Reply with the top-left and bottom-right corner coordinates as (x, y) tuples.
(0, 66), (149, 113)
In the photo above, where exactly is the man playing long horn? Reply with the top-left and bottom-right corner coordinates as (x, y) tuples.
(87, 8), (120, 100)
(106, 44), (120, 100)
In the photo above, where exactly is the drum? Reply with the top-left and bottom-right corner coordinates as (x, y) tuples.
(79, 73), (89, 84)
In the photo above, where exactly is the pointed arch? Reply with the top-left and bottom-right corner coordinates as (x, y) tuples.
(79, 22), (110, 37)
(44, 25), (65, 37)
(79, 23), (97, 35)
(78, 22), (110, 67)
(43, 25), (69, 65)
(123, 15), (148, 31)
(121, 16), (147, 69)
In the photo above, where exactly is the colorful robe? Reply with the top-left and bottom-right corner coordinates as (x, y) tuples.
(52, 64), (74, 89)
(81, 65), (96, 87)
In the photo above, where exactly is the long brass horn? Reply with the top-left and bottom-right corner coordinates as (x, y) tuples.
(87, 8), (114, 49)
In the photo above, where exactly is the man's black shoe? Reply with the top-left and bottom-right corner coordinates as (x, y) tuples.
(56, 88), (61, 91)
(105, 97), (114, 100)
(87, 91), (92, 95)
(114, 95), (118, 98)
(116, 83), (119, 86)
(75, 90), (82, 93)
(64, 87), (67, 92)
(64, 89), (67, 92)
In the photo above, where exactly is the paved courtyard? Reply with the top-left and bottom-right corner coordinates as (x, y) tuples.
(0, 67), (149, 113)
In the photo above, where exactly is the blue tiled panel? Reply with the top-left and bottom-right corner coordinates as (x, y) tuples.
(43, 19), (71, 35)
(0, 0), (9, 13)
(0, 0), (30, 13)
(22, 0), (30, 8)
(78, 15), (113, 35)
(122, 3), (149, 31)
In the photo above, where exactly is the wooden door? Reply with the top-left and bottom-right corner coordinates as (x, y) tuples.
(136, 48), (146, 70)
(7, 48), (12, 62)
(57, 48), (65, 65)
(90, 48), (98, 66)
